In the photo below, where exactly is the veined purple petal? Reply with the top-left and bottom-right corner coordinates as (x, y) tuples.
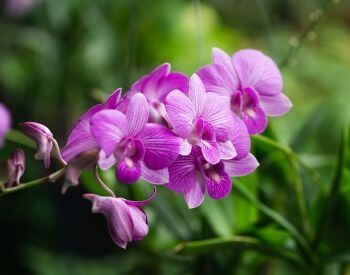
(141, 163), (169, 185)
(166, 90), (196, 138)
(218, 141), (237, 160)
(126, 93), (149, 136)
(212, 48), (236, 77)
(104, 88), (122, 109)
(201, 93), (234, 141)
(90, 110), (127, 156)
(260, 92), (292, 116)
(205, 162), (231, 200)
(157, 72), (189, 101)
(138, 123), (180, 170)
(125, 206), (148, 241)
(232, 49), (283, 96)
(197, 63), (237, 98)
(199, 140), (220, 165)
(242, 105), (267, 135)
(62, 104), (102, 162)
(223, 153), (259, 177)
(0, 102), (11, 147)
(230, 114), (251, 159)
(83, 194), (135, 249)
(167, 153), (197, 194)
(184, 175), (205, 209)
(116, 158), (142, 184)
(189, 74), (206, 116)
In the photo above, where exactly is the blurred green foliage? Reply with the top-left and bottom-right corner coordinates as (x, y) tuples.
(1, 0), (350, 274)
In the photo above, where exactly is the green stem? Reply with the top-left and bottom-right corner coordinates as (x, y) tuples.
(313, 127), (348, 249)
(0, 168), (66, 197)
(234, 181), (316, 265)
(175, 235), (305, 267)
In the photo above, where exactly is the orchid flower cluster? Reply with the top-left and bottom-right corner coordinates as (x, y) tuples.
(0, 48), (292, 249)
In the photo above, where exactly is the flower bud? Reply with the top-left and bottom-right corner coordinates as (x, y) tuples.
(83, 187), (156, 249)
(21, 122), (65, 169)
(7, 149), (25, 187)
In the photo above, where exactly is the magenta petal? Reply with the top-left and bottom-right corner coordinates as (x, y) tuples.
(242, 106), (268, 135)
(138, 123), (180, 170)
(197, 64), (237, 99)
(158, 72), (189, 101)
(230, 114), (251, 159)
(141, 163), (169, 185)
(166, 90), (195, 138)
(126, 206), (148, 241)
(83, 194), (135, 249)
(126, 93), (149, 136)
(90, 110), (127, 156)
(201, 93), (233, 141)
(212, 48), (236, 76)
(200, 140), (220, 165)
(180, 139), (192, 156)
(260, 92), (292, 117)
(218, 141), (237, 160)
(167, 154), (197, 194)
(6, 148), (25, 187)
(104, 88), (122, 109)
(232, 49), (283, 96)
(189, 74), (206, 116)
(223, 153), (259, 177)
(62, 104), (102, 162)
(205, 163), (231, 200)
(116, 158), (142, 184)
(184, 176), (205, 209)
(98, 151), (117, 171)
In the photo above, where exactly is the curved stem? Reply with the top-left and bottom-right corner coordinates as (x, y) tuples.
(0, 168), (66, 197)
(93, 165), (115, 197)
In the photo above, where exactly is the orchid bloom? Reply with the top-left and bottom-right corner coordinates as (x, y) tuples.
(166, 113), (258, 208)
(166, 74), (240, 165)
(83, 187), (156, 249)
(90, 93), (181, 185)
(0, 102), (11, 147)
(122, 63), (189, 124)
(197, 48), (292, 135)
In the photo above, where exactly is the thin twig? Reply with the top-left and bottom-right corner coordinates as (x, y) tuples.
(93, 165), (115, 197)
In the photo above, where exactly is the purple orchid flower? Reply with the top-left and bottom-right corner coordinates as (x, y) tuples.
(0, 102), (11, 147)
(83, 187), (156, 249)
(166, 112), (257, 208)
(6, 148), (25, 187)
(61, 89), (122, 163)
(167, 147), (258, 209)
(121, 63), (189, 124)
(90, 93), (181, 185)
(197, 48), (292, 135)
(165, 74), (240, 165)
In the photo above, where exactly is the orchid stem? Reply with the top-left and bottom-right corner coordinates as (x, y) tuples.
(51, 138), (68, 166)
(93, 165), (116, 197)
(0, 168), (66, 197)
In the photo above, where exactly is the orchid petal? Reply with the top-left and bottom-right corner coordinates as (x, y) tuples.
(116, 158), (142, 184)
(199, 140), (220, 165)
(141, 163), (169, 185)
(90, 110), (127, 156)
(230, 114), (251, 159)
(223, 153), (259, 177)
(138, 123), (180, 170)
(184, 175), (205, 209)
(189, 74), (206, 116)
(260, 92), (293, 116)
(205, 162), (231, 200)
(218, 141), (237, 160)
(166, 90), (195, 138)
(232, 49), (283, 96)
(167, 153), (197, 194)
(126, 93), (149, 136)
(242, 106), (268, 135)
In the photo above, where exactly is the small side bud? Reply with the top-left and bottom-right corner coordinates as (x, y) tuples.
(7, 149), (26, 187)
